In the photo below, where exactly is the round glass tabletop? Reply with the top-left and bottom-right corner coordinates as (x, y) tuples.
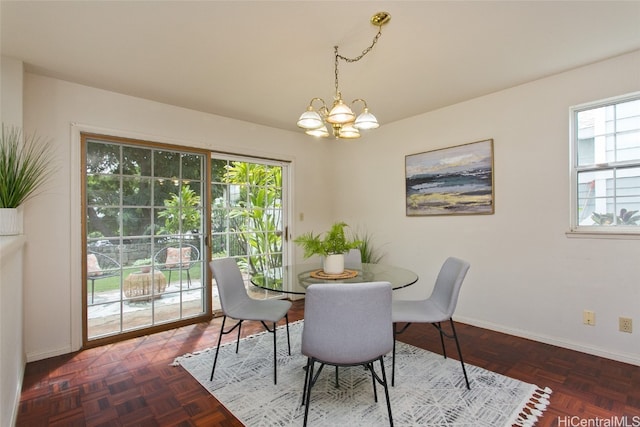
(250, 263), (418, 295)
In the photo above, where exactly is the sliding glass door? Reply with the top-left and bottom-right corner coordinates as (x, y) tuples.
(83, 134), (209, 345)
(82, 134), (290, 345)
(211, 155), (289, 311)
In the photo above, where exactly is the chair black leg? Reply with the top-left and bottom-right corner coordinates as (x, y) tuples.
(301, 357), (311, 406)
(210, 316), (227, 381)
(210, 317), (244, 382)
(302, 359), (392, 427)
(285, 314), (291, 355)
(259, 317), (288, 385)
(235, 322), (242, 353)
(303, 359), (316, 427)
(379, 357), (394, 427)
(273, 321), (278, 384)
(392, 329), (396, 387)
(437, 321), (447, 358)
(186, 269), (191, 288)
(370, 363), (378, 402)
(391, 322), (411, 387)
(366, 357), (393, 425)
(449, 319), (470, 389)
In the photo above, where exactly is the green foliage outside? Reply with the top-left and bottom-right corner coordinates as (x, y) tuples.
(86, 141), (206, 299)
(86, 141), (203, 239)
(220, 162), (283, 275)
(158, 185), (201, 234)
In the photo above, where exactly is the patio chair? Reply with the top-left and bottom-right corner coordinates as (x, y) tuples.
(154, 243), (200, 288)
(344, 248), (363, 270)
(87, 251), (121, 304)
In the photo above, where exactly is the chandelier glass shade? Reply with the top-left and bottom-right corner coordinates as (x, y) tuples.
(297, 12), (390, 140)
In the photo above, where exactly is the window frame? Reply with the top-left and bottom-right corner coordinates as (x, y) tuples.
(569, 91), (640, 238)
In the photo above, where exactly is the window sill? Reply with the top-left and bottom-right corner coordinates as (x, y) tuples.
(566, 230), (640, 240)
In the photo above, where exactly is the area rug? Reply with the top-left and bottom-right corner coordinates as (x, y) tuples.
(172, 321), (551, 426)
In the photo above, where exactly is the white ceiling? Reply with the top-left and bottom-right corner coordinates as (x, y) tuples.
(2, 1), (640, 134)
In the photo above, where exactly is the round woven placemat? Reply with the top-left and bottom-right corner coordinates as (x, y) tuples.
(309, 269), (359, 280)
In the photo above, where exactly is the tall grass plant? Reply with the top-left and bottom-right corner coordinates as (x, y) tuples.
(0, 124), (54, 208)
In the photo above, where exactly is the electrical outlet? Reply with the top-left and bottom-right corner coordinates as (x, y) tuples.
(619, 317), (633, 333)
(583, 310), (595, 326)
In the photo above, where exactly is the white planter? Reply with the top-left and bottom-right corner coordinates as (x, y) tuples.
(0, 207), (23, 236)
(323, 254), (345, 275)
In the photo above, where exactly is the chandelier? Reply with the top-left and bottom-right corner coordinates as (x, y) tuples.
(296, 12), (391, 139)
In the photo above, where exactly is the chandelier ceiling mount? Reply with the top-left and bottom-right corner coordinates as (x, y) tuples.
(297, 12), (391, 139)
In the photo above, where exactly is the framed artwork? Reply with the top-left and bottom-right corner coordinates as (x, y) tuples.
(405, 139), (494, 216)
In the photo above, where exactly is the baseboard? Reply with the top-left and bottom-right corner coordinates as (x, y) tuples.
(26, 345), (74, 363)
(454, 315), (640, 367)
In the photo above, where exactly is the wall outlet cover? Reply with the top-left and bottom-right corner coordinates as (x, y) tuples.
(619, 317), (633, 333)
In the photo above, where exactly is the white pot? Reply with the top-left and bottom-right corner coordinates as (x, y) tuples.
(0, 207), (23, 236)
(323, 254), (345, 275)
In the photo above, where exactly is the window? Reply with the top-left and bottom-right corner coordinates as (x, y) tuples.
(571, 92), (640, 234)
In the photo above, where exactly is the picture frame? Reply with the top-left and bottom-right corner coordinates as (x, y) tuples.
(405, 139), (494, 216)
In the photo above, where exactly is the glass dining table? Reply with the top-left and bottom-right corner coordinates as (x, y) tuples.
(250, 263), (419, 295)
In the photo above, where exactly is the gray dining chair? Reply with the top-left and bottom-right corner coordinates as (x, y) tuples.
(209, 258), (292, 384)
(344, 248), (363, 270)
(301, 281), (394, 427)
(391, 257), (471, 389)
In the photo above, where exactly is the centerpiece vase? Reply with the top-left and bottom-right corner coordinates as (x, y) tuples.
(323, 254), (345, 275)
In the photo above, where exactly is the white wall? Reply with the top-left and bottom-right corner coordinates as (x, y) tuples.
(21, 72), (332, 361)
(1, 56), (23, 126)
(332, 50), (640, 365)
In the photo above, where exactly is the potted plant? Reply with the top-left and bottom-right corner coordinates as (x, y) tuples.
(133, 258), (153, 273)
(0, 124), (54, 235)
(294, 221), (361, 274)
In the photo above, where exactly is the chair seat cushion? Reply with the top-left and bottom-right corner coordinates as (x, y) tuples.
(165, 247), (191, 268)
(392, 299), (448, 323)
(227, 298), (292, 323)
(87, 254), (102, 276)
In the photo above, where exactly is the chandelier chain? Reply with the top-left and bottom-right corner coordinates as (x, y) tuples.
(334, 26), (384, 95)
(337, 27), (383, 64)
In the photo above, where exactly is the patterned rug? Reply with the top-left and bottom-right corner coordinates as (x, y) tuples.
(173, 321), (551, 426)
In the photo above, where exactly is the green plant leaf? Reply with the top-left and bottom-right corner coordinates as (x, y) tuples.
(0, 124), (55, 208)
(294, 222), (361, 258)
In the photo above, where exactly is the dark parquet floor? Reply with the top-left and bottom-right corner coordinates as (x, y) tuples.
(17, 300), (640, 426)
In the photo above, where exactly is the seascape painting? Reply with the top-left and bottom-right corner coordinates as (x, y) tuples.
(405, 139), (494, 216)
